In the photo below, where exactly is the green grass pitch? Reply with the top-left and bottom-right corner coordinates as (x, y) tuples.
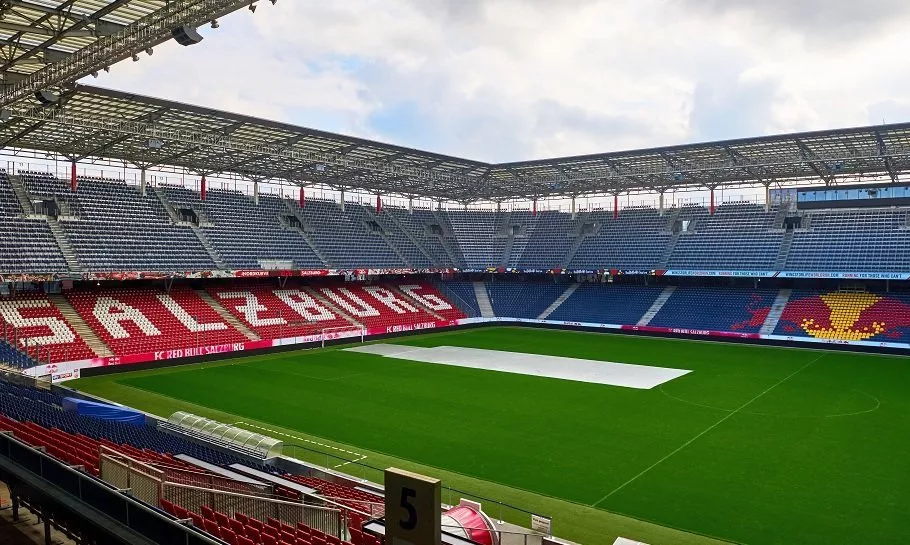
(68, 327), (910, 545)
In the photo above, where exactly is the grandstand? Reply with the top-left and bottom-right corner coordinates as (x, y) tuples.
(1, 2), (910, 545)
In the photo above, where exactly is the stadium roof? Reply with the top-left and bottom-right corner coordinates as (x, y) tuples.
(3, 84), (910, 202)
(0, 0), (254, 106)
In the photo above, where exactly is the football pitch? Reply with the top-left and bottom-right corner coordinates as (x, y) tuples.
(68, 327), (910, 545)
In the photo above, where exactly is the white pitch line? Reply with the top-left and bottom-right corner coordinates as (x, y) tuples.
(592, 355), (824, 508)
(334, 455), (368, 469)
(234, 422), (366, 459)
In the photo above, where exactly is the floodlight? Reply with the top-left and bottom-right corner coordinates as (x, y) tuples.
(34, 89), (58, 105)
(172, 24), (203, 46)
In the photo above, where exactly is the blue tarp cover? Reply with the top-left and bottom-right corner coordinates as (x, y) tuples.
(62, 397), (145, 426)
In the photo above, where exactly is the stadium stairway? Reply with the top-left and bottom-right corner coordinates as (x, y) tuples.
(473, 281), (495, 318)
(195, 290), (261, 341)
(636, 286), (677, 326)
(759, 288), (792, 335)
(46, 217), (82, 272)
(190, 225), (228, 270)
(774, 230), (794, 269)
(6, 174), (34, 215)
(283, 199), (332, 267)
(47, 294), (113, 358)
(537, 283), (580, 319)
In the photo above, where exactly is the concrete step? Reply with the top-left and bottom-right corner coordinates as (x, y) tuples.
(473, 281), (495, 318)
(538, 283), (580, 320)
(195, 290), (261, 341)
(636, 286), (677, 326)
(47, 294), (113, 357)
(760, 289), (793, 335)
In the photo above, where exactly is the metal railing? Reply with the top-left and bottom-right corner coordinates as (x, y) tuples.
(0, 431), (222, 545)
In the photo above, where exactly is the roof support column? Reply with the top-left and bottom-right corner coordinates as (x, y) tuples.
(70, 161), (77, 192)
(340, 189), (345, 212)
(709, 187), (715, 215)
(613, 194), (619, 220)
(658, 191), (665, 216)
(200, 175), (207, 202)
(532, 199), (537, 217)
(139, 168), (147, 197)
(299, 187), (305, 209)
(376, 194), (382, 214)
(764, 182), (771, 213)
(253, 181), (259, 205)
(408, 198), (413, 214)
(496, 201), (501, 213)
(571, 196), (576, 219)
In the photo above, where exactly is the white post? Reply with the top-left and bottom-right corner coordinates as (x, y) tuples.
(139, 168), (147, 196)
(340, 189), (345, 211)
(765, 184), (771, 212)
(408, 197), (413, 214)
(571, 196), (576, 219)
(658, 191), (665, 216)
(253, 180), (260, 205)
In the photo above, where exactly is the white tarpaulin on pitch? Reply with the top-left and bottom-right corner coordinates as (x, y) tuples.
(345, 344), (690, 389)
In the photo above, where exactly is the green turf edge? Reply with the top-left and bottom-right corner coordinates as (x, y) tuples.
(66, 343), (736, 545)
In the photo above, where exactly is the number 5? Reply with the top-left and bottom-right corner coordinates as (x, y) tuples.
(399, 487), (417, 530)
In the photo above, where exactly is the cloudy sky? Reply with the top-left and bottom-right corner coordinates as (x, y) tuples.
(93, 0), (910, 164)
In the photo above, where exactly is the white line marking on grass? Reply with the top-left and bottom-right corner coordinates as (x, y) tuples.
(591, 355), (824, 508)
(234, 422), (366, 460)
(334, 455), (368, 469)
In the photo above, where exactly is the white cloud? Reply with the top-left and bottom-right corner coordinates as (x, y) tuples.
(91, 0), (910, 164)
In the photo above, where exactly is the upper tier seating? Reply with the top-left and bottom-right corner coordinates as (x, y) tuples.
(547, 284), (664, 325)
(569, 208), (677, 270)
(0, 172), (68, 273)
(510, 210), (576, 269)
(785, 208), (910, 272)
(486, 281), (567, 319)
(385, 208), (456, 267)
(0, 293), (97, 363)
(648, 287), (776, 333)
(774, 290), (910, 341)
(667, 203), (783, 270)
(161, 185), (326, 270)
(301, 200), (403, 268)
(6, 174), (910, 275)
(61, 177), (214, 271)
(368, 208), (434, 268)
(66, 287), (249, 356)
(446, 210), (508, 268)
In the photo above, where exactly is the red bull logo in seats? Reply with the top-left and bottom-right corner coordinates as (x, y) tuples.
(779, 291), (910, 341)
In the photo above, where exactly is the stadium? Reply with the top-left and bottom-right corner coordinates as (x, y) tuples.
(1, 2), (910, 545)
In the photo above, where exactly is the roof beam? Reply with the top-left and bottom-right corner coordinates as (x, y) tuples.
(874, 130), (898, 183)
(0, 0), (254, 107)
(794, 138), (834, 184)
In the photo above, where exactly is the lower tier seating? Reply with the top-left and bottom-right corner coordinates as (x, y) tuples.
(775, 290), (910, 342)
(66, 287), (249, 356)
(649, 287), (777, 333)
(0, 293), (97, 363)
